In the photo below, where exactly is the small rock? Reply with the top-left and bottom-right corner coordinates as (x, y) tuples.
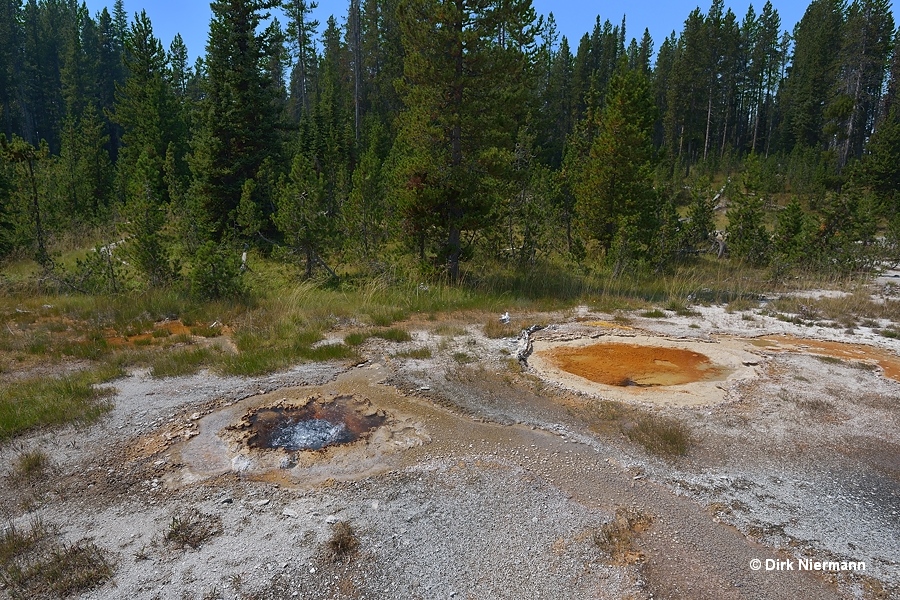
(220, 497), (233, 504)
(325, 515), (338, 524)
(190, 412), (201, 420)
(256, 499), (270, 507)
(282, 508), (298, 518)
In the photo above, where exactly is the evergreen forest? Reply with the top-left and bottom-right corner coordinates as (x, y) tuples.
(2, 0), (900, 296)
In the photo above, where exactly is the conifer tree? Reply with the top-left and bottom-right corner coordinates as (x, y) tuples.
(191, 0), (282, 240)
(391, 0), (537, 280)
(575, 62), (657, 259)
(1, 135), (52, 268)
(274, 151), (335, 278)
(112, 10), (173, 204)
(781, 0), (844, 150)
(284, 0), (319, 120)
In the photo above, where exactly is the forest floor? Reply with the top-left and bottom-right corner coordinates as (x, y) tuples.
(1, 279), (899, 599)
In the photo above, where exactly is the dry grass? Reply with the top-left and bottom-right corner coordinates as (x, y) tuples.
(10, 449), (51, 481)
(594, 507), (653, 565)
(575, 401), (690, 458)
(0, 520), (113, 597)
(327, 521), (359, 562)
(623, 413), (692, 458)
(483, 318), (520, 339)
(163, 509), (223, 550)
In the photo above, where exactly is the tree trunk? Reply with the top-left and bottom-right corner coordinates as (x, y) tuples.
(25, 155), (49, 268)
(704, 94), (712, 160)
(304, 245), (314, 278)
(447, 222), (461, 282)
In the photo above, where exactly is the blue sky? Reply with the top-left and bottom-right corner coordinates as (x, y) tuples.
(81, 1), (878, 62)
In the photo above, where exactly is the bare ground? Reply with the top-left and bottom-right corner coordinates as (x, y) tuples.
(1, 300), (898, 599)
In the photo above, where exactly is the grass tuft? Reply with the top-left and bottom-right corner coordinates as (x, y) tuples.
(190, 324), (222, 338)
(164, 510), (223, 550)
(623, 412), (691, 457)
(483, 319), (520, 338)
(11, 449), (51, 481)
(452, 351), (474, 364)
(0, 520), (113, 597)
(393, 347), (432, 359)
(327, 521), (359, 562)
(372, 327), (412, 342)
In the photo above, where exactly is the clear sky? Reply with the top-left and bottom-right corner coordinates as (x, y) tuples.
(81, 0), (884, 62)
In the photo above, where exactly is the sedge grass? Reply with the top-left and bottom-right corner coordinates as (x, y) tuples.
(0, 365), (121, 441)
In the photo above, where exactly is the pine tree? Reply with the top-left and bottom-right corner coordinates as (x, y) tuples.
(58, 102), (112, 220)
(0, 0), (23, 139)
(122, 150), (175, 287)
(344, 118), (386, 258)
(539, 34), (572, 168)
(781, 0), (844, 150)
(574, 62), (657, 259)
(829, 0), (894, 167)
(391, 0), (537, 280)
(284, 0), (318, 120)
(191, 0), (282, 240)
(1, 135), (52, 267)
(274, 151), (335, 278)
(112, 10), (174, 204)
(774, 197), (813, 264)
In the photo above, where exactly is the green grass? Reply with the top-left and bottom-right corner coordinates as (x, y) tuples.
(344, 332), (369, 346)
(452, 351), (474, 364)
(393, 347), (432, 359)
(640, 309), (667, 318)
(0, 365), (121, 441)
(372, 327), (412, 342)
(190, 324), (222, 338)
(150, 347), (217, 378)
(344, 327), (411, 346)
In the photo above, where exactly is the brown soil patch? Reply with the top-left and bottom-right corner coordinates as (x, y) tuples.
(104, 320), (194, 347)
(545, 343), (722, 387)
(756, 335), (900, 382)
